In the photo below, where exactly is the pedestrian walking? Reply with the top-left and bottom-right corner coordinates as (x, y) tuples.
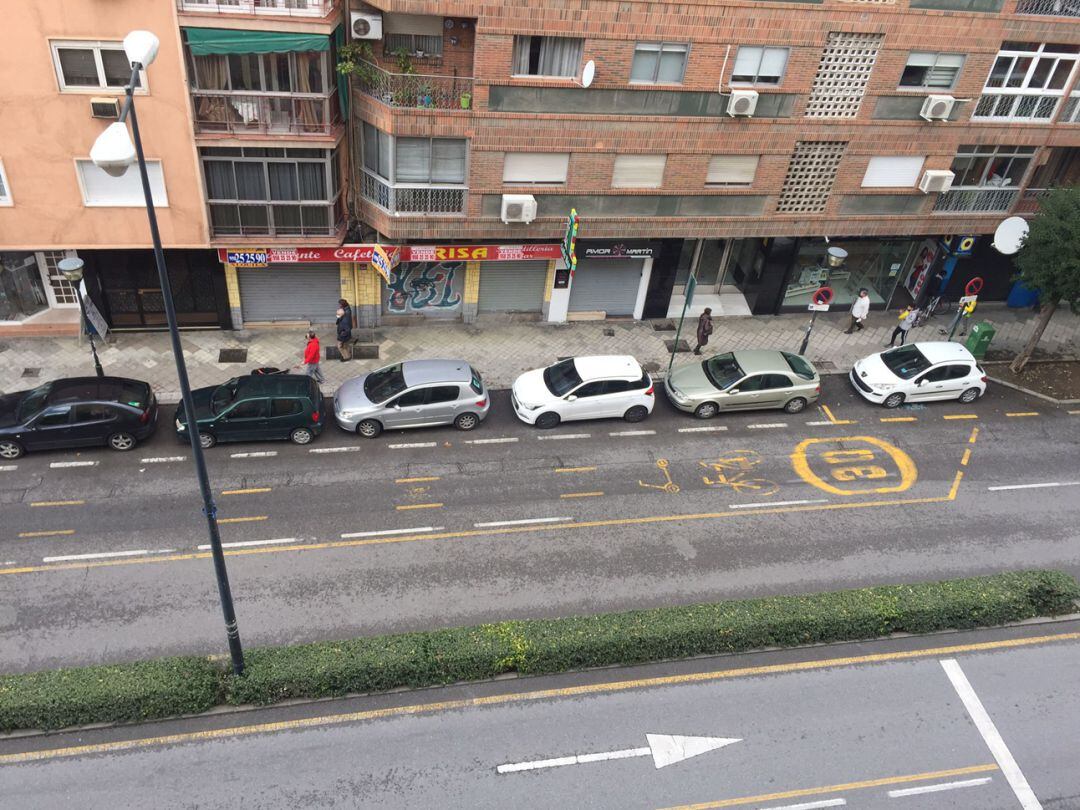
(336, 300), (353, 362)
(295, 330), (324, 383)
(887, 307), (918, 347)
(694, 307), (713, 355)
(843, 288), (870, 334)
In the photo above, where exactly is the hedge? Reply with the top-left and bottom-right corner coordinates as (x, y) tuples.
(2, 570), (1076, 732)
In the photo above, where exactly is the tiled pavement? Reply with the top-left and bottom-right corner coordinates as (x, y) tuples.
(2, 305), (1078, 402)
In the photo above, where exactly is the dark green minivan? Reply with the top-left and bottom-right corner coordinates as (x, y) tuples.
(175, 374), (326, 449)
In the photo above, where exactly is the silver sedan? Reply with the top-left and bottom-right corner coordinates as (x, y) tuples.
(664, 350), (821, 418)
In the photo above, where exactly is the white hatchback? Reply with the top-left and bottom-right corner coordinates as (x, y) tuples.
(849, 341), (987, 409)
(512, 355), (655, 428)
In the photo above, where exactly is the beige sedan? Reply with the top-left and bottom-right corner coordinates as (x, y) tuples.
(664, 350), (821, 418)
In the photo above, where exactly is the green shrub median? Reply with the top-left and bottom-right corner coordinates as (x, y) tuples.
(2, 570), (1077, 732)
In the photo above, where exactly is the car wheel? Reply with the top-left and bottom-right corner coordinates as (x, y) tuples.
(0, 440), (25, 460)
(454, 412), (479, 431)
(198, 432), (216, 449)
(694, 401), (719, 419)
(535, 411), (561, 429)
(623, 405), (649, 423)
(107, 432), (136, 452)
(882, 392), (905, 409)
(958, 387), (980, 404)
(783, 397), (808, 414)
(290, 427), (314, 445)
(357, 419), (382, 438)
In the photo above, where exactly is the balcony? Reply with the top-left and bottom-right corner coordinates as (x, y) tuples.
(360, 171), (466, 215)
(177, 0), (336, 17)
(933, 187), (1020, 214)
(192, 90), (341, 136)
(1014, 0), (1080, 15)
(351, 60), (474, 112)
(973, 92), (1061, 122)
(208, 198), (346, 239)
(1012, 188), (1053, 215)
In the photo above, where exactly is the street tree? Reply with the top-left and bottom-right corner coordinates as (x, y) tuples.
(1010, 185), (1080, 374)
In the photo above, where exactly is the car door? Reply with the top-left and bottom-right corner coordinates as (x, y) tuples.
(68, 403), (119, 447)
(383, 387), (429, 428)
(218, 398), (270, 441)
(945, 364), (978, 398)
(721, 375), (768, 411)
(757, 374), (795, 409)
(26, 406), (74, 450)
(423, 385), (463, 426)
(909, 366), (952, 401)
(269, 397), (305, 439)
(564, 381), (608, 420)
(598, 379), (633, 417)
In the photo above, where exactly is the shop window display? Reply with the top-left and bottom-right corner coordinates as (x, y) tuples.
(0, 253), (48, 322)
(781, 239), (915, 309)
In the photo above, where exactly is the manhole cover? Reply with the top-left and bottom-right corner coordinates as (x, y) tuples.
(21, 367), (41, 378)
(665, 339), (691, 353)
(218, 348), (248, 363)
(653, 321), (676, 332)
(815, 360), (837, 372)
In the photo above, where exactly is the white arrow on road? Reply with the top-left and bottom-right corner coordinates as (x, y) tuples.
(496, 733), (741, 774)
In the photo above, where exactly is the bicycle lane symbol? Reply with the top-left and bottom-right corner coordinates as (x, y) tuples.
(637, 451), (779, 498)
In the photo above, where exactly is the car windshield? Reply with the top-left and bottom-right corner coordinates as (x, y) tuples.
(210, 379), (240, 415)
(703, 353), (744, 390)
(782, 352), (816, 380)
(880, 345), (932, 380)
(16, 383), (52, 422)
(364, 364), (407, 404)
(543, 359), (583, 397)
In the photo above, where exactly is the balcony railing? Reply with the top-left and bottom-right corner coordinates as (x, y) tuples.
(352, 60), (474, 111)
(972, 92), (1060, 122)
(177, 0), (336, 17)
(933, 187), (1020, 214)
(360, 171), (467, 215)
(1012, 188), (1053, 215)
(1014, 0), (1080, 15)
(209, 199), (346, 238)
(192, 90), (341, 135)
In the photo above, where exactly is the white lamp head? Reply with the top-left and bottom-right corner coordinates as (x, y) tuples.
(826, 246), (848, 268)
(90, 122), (137, 177)
(123, 30), (160, 69)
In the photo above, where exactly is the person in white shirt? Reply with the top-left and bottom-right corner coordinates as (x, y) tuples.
(844, 288), (871, 334)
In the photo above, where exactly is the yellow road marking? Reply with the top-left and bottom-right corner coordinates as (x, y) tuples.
(1006, 412), (1039, 417)
(220, 488), (271, 496)
(943, 414), (979, 420)
(969, 426), (980, 444)
(660, 764), (999, 810)
(394, 476), (440, 483)
(560, 491), (604, 499)
(4, 632), (1077, 766)
(554, 466), (597, 473)
(217, 516), (269, 524)
(879, 416), (916, 423)
(820, 405), (855, 425)
(17, 530), (75, 539)
(395, 503), (443, 511)
(791, 436), (917, 496)
(948, 470), (964, 500)
(29, 500), (85, 507)
(961, 449), (972, 467)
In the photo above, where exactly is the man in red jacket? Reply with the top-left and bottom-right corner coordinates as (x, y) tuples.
(299, 330), (324, 384)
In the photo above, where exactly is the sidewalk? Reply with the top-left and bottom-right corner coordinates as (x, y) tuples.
(2, 305), (1078, 402)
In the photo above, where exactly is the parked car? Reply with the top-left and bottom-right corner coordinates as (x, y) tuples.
(512, 355), (654, 428)
(665, 350), (820, 418)
(334, 359), (490, 438)
(850, 341), (987, 409)
(0, 376), (158, 460)
(176, 373), (325, 448)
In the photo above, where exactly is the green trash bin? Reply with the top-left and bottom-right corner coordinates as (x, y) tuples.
(965, 321), (995, 360)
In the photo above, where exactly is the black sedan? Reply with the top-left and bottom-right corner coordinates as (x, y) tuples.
(0, 377), (158, 460)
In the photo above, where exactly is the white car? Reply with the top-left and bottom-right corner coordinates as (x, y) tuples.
(512, 355), (655, 428)
(850, 341), (987, 409)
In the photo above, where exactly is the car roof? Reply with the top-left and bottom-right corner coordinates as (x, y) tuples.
(572, 355), (643, 381)
(911, 341), (977, 364)
(401, 359), (473, 386)
(234, 374), (314, 398)
(46, 377), (150, 404)
(731, 350), (790, 375)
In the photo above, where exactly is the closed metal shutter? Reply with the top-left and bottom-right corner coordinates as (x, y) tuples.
(238, 264), (340, 323)
(568, 258), (641, 316)
(478, 261), (548, 313)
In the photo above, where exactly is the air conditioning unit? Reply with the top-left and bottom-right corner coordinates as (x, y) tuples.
(727, 89), (759, 117)
(501, 194), (537, 224)
(350, 12), (383, 40)
(919, 169), (955, 194)
(920, 94), (955, 121)
(90, 97), (121, 119)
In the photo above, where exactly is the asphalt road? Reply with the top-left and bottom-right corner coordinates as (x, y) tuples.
(1, 376), (1079, 671)
(3, 623), (1078, 809)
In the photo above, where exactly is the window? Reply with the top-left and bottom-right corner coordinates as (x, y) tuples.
(51, 41), (145, 92)
(427, 385), (461, 404)
(630, 43), (689, 84)
(227, 399), (267, 420)
(574, 381), (607, 398)
(73, 404), (114, 423)
(783, 353), (816, 380)
(37, 408), (71, 428)
(861, 156), (926, 187)
(602, 380), (630, 394)
(730, 46), (789, 85)
(383, 34), (443, 58)
(706, 155), (759, 186)
(395, 389), (429, 407)
(918, 366), (953, 384)
(190, 51), (328, 94)
(947, 364), (974, 379)
(270, 398), (303, 417)
(612, 155), (667, 188)
(975, 42), (1078, 121)
(503, 153), (570, 184)
(949, 145), (1035, 187)
(36, 251), (80, 306)
(0, 160), (11, 206)
(762, 374), (794, 390)
(736, 375), (767, 392)
(76, 159), (168, 207)
(900, 52), (965, 89)
(512, 36), (583, 77)
(396, 138), (467, 184)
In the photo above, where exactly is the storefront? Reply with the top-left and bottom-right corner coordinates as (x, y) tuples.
(239, 264), (341, 324)
(477, 260), (549, 316)
(567, 241), (656, 319)
(382, 260), (465, 322)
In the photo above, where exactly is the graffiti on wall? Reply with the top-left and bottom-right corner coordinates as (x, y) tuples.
(385, 262), (463, 315)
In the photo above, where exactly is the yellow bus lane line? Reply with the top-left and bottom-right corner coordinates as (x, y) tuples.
(29, 500), (85, 508)
(17, 530), (76, 539)
(220, 488), (272, 496)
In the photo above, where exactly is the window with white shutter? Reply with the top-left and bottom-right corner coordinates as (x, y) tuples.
(76, 159), (168, 207)
(900, 53), (965, 89)
(612, 155), (666, 188)
(503, 153), (570, 184)
(730, 47), (789, 85)
(706, 155), (760, 186)
(861, 156), (926, 187)
(0, 159), (11, 205)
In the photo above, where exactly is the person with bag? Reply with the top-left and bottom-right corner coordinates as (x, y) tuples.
(694, 307), (714, 355)
(293, 330), (324, 384)
(887, 307), (918, 347)
(336, 302), (353, 362)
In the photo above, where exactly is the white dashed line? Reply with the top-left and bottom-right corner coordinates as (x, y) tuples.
(763, 800), (846, 810)
(677, 425), (728, 433)
(340, 526), (442, 539)
(308, 446), (361, 454)
(747, 423), (788, 430)
(230, 451), (277, 459)
(474, 517), (572, 528)
(465, 437), (519, 445)
(729, 499), (828, 510)
(537, 433), (591, 441)
(887, 777), (992, 798)
(987, 481), (1079, 491)
(609, 430), (656, 437)
(388, 442), (437, 449)
(43, 549), (173, 563)
(805, 420), (833, 426)
(49, 461), (98, 469)
(198, 538), (297, 550)
(140, 456), (186, 463)
(0, 465), (17, 472)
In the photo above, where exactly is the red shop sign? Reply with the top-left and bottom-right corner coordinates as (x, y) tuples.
(219, 244), (562, 265)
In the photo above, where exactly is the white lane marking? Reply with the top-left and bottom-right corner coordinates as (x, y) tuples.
(465, 437), (519, 445)
(198, 538), (297, 550)
(388, 442), (437, 449)
(678, 425), (728, 433)
(230, 451), (277, 459)
(42, 549), (173, 563)
(987, 481), (1080, 492)
(887, 777), (992, 798)
(474, 517), (572, 528)
(308, 446), (360, 454)
(747, 423), (788, 430)
(761, 800), (847, 810)
(609, 430), (656, 437)
(941, 659), (1041, 809)
(537, 433), (591, 441)
(0, 465), (17, 472)
(340, 526), (442, 539)
(141, 456), (186, 463)
(49, 461), (98, 468)
(498, 747), (649, 773)
(805, 420), (833, 426)
(729, 499), (828, 510)
(497, 733), (739, 774)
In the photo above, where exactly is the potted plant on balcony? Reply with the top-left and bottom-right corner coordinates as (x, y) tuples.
(459, 89), (472, 109)
(336, 42), (380, 93)
(391, 47), (417, 106)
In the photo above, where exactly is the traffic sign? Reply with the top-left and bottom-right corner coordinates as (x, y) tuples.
(965, 277), (984, 296)
(812, 286), (834, 306)
(959, 295), (978, 305)
(808, 303), (830, 312)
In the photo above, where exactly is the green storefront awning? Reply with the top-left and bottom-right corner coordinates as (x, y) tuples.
(185, 27), (329, 56)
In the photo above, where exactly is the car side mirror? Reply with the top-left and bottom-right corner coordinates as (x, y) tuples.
(727, 389), (740, 395)
(393, 404), (402, 410)
(917, 378), (927, 386)
(566, 395), (577, 402)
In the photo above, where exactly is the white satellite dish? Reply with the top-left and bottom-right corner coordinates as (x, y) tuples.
(992, 216), (1029, 255)
(580, 60), (595, 88)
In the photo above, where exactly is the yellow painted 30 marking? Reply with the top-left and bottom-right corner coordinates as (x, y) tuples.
(791, 436), (917, 496)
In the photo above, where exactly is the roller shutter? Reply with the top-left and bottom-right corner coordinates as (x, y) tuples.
(568, 258), (641, 316)
(478, 261), (548, 313)
(238, 264), (340, 323)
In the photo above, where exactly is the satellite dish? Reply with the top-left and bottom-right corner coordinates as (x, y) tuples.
(580, 60), (595, 88)
(993, 216), (1029, 255)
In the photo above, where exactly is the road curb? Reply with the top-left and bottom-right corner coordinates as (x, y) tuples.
(986, 375), (1080, 406)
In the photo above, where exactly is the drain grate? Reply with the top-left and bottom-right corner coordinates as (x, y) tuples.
(603, 328), (615, 337)
(665, 339), (691, 353)
(218, 348), (248, 363)
(21, 367), (41, 378)
(653, 321), (676, 332)
(815, 360), (837, 372)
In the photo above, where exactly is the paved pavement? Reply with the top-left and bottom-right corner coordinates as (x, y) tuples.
(3, 622), (1078, 809)
(2, 305), (1078, 401)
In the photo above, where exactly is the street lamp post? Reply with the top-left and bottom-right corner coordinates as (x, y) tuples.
(57, 258), (105, 378)
(798, 247), (846, 356)
(90, 31), (244, 675)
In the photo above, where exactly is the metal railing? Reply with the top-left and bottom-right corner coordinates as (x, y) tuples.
(192, 90), (341, 135)
(1012, 188), (1052, 214)
(351, 60), (475, 111)
(360, 171), (467, 215)
(1014, 0), (1080, 15)
(933, 187), (1020, 213)
(972, 92), (1060, 121)
(177, 0), (336, 16)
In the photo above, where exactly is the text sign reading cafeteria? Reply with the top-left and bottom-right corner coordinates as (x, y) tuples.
(219, 244), (563, 265)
